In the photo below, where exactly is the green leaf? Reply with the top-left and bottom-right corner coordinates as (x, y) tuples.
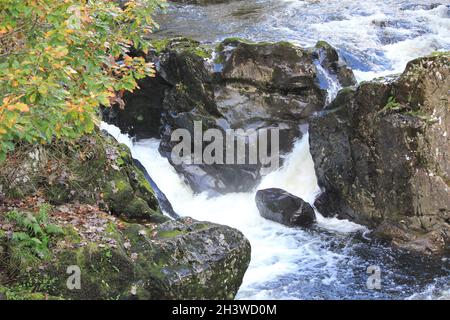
(12, 232), (31, 242)
(45, 224), (64, 235)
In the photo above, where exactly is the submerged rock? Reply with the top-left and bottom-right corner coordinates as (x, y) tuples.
(309, 53), (450, 255)
(255, 188), (316, 227)
(133, 158), (179, 219)
(400, 3), (444, 11)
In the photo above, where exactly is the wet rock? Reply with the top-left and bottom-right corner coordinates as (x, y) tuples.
(309, 54), (450, 255)
(313, 190), (342, 218)
(159, 38), (219, 116)
(371, 19), (428, 45)
(256, 188), (316, 227)
(104, 37), (352, 195)
(156, 38), (316, 195)
(314, 41), (357, 87)
(220, 38), (326, 99)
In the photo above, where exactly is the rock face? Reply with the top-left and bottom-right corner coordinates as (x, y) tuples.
(0, 213), (251, 300)
(220, 39), (325, 97)
(106, 37), (354, 195)
(255, 188), (316, 227)
(102, 75), (170, 139)
(310, 54), (450, 255)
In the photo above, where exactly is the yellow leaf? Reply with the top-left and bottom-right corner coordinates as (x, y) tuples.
(2, 96), (12, 105)
(124, 55), (133, 64)
(15, 102), (30, 112)
(53, 46), (69, 58)
(38, 86), (48, 95)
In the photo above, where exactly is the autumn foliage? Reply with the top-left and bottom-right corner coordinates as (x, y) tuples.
(0, 0), (164, 161)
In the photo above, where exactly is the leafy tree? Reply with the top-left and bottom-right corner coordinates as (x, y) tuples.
(0, 0), (164, 161)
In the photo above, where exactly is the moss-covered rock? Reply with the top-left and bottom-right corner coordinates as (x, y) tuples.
(0, 131), (167, 223)
(0, 207), (251, 300)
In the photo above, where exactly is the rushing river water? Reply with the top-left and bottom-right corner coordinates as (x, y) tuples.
(105, 0), (449, 299)
(156, 0), (450, 81)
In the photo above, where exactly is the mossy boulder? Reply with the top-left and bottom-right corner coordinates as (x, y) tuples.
(0, 131), (167, 223)
(0, 208), (251, 300)
(309, 54), (450, 255)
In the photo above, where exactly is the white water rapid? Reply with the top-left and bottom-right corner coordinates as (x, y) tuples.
(101, 122), (371, 299)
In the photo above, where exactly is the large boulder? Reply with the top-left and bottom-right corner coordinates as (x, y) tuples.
(0, 208), (251, 299)
(309, 53), (450, 255)
(219, 38), (326, 99)
(255, 188), (316, 227)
